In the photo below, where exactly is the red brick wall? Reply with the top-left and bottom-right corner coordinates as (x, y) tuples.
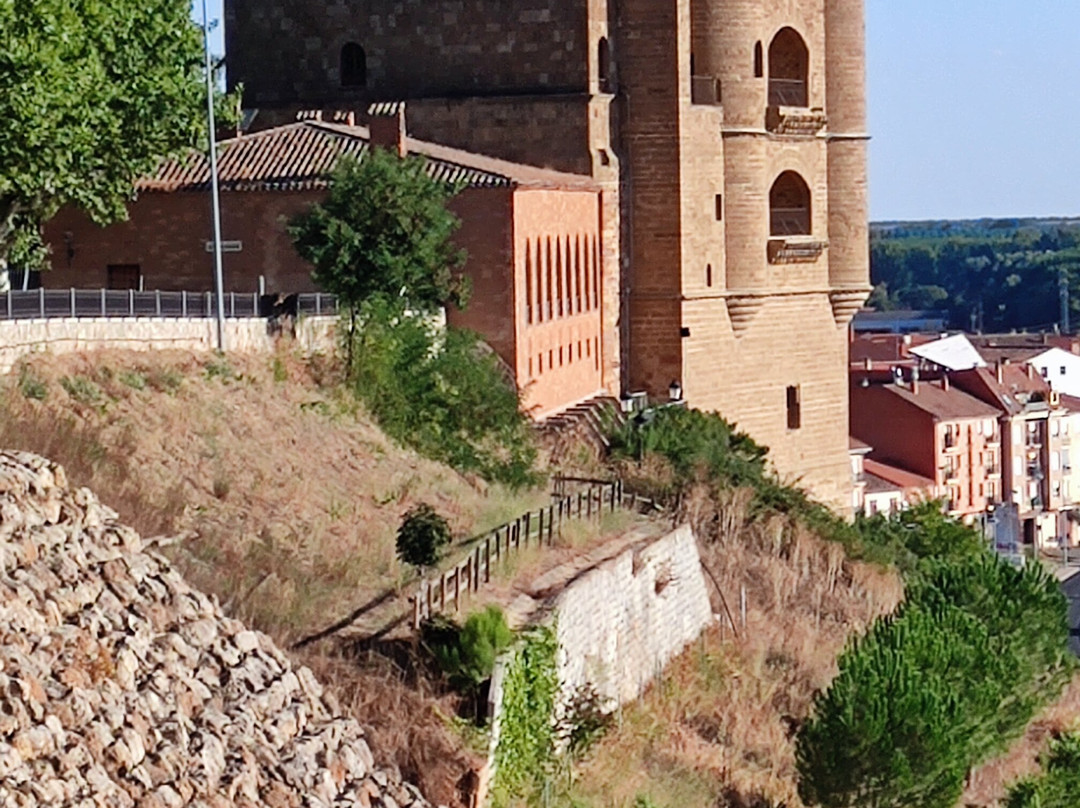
(43, 191), (321, 294)
(512, 189), (606, 418)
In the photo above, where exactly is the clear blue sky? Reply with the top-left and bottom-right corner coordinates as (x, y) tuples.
(195, 0), (1080, 222)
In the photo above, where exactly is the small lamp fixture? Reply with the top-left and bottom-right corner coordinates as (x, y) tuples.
(668, 380), (683, 402)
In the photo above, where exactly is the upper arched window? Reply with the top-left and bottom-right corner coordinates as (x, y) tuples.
(598, 37), (612, 93)
(768, 28), (808, 106)
(770, 171), (811, 236)
(341, 42), (367, 88)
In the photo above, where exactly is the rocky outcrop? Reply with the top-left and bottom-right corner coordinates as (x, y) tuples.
(0, 451), (429, 808)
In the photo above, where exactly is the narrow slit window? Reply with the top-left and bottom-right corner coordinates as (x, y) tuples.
(340, 43), (367, 88)
(786, 385), (802, 430)
(753, 41), (764, 78)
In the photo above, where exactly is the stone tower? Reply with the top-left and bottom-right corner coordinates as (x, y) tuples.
(223, 0), (871, 510)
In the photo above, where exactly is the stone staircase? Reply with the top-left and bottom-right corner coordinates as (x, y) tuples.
(537, 395), (626, 462)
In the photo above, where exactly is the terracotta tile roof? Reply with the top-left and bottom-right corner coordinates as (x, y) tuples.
(137, 121), (597, 194)
(863, 470), (904, 495)
(950, 365), (1053, 415)
(854, 381), (1003, 421)
(863, 459), (936, 492)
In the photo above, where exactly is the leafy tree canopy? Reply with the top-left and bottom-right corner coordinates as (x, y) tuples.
(289, 149), (468, 315)
(0, 0), (214, 268)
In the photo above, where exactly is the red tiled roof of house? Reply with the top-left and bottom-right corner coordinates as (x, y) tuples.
(849, 437), (872, 453)
(950, 365), (1053, 415)
(1060, 393), (1080, 413)
(863, 381), (1003, 421)
(863, 471), (904, 495)
(863, 459), (936, 492)
(137, 121), (597, 194)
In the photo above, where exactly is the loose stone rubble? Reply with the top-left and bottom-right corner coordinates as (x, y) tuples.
(0, 451), (430, 808)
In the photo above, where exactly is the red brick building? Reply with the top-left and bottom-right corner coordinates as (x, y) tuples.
(850, 378), (1002, 520)
(42, 118), (606, 418)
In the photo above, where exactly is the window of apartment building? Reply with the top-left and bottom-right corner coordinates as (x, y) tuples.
(1054, 481), (1062, 499)
(770, 172), (811, 236)
(1014, 456), (1024, 478)
(340, 43), (367, 88)
(1062, 366), (1068, 376)
(1052, 451), (1061, 471)
(1041, 366), (1049, 378)
(106, 264), (141, 290)
(943, 424), (957, 448)
(786, 385), (801, 430)
(1064, 448), (1072, 471)
(1052, 419), (1061, 437)
(987, 481), (997, 501)
(768, 28), (809, 107)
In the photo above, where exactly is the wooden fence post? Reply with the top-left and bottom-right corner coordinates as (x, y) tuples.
(474, 546), (482, 592)
(440, 574), (447, 613)
(454, 568), (461, 612)
(525, 511), (532, 544)
(413, 588), (421, 630)
(428, 579), (435, 619)
(548, 506), (555, 544)
(484, 539), (491, 583)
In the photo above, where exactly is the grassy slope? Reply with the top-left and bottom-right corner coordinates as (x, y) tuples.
(0, 348), (546, 805)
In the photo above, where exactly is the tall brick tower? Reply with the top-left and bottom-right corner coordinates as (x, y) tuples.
(223, 0), (871, 510)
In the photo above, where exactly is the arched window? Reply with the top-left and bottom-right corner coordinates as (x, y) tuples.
(753, 42), (764, 78)
(768, 28), (808, 106)
(341, 42), (367, 88)
(770, 171), (811, 236)
(598, 37), (612, 93)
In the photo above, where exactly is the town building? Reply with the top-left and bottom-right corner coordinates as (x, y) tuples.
(217, 0), (873, 510)
(949, 363), (1074, 546)
(848, 438), (907, 517)
(850, 377), (1002, 520)
(42, 118), (606, 419)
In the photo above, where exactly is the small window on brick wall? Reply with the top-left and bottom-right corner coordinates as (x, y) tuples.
(598, 37), (612, 93)
(786, 385), (802, 430)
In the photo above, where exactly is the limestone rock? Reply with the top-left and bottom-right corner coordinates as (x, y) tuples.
(0, 452), (430, 808)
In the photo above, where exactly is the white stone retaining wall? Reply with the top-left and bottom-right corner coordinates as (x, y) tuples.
(0, 316), (338, 373)
(551, 524), (714, 707)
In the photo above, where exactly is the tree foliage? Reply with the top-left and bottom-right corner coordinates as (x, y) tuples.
(350, 301), (537, 487)
(1005, 733), (1080, 808)
(869, 218), (1080, 332)
(797, 544), (1073, 808)
(0, 0), (213, 266)
(395, 503), (452, 571)
(289, 150), (468, 315)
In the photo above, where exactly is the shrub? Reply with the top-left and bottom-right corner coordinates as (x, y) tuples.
(1005, 733), (1080, 808)
(558, 683), (615, 759)
(422, 605), (514, 692)
(350, 303), (538, 487)
(59, 375), (102, 405)
(17, 366), (47, 401)
(396, 503), (452, 572)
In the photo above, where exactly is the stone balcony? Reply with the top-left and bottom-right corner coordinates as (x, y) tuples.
(767, 235), (827, 264)
(765, 106), (828, 136)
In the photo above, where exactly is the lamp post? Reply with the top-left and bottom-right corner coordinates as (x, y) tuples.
(201, 0), (227, 352)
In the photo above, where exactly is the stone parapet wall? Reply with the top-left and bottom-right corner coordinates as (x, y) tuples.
(0, 451), (428, 808)
(0, 316), (338, 373)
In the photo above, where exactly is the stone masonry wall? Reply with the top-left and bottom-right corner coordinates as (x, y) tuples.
(0, 451), (429, 808)
(0, 316), (337, 374)
(225, 0), (589, 106)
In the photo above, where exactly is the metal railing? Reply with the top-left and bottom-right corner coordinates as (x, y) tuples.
(770, 208), (811, 237)
(768, 78), (807, 107)
(411, 477), (664, 629)
(0, 289), (338, 320)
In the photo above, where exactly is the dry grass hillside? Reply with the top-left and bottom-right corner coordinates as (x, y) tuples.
(571, 490), (904, 808)
(0, 348), (546, 805)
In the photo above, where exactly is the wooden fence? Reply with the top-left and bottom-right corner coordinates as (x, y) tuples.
(411, 477), (659, 629)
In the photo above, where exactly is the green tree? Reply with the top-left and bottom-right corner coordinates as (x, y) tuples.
(289, 149), (468, 319)
(797, 551), (1073, 808)
(395, 503), (452, 572)
(0, 0), (214, 268)
(1005, 733), (1080, 808)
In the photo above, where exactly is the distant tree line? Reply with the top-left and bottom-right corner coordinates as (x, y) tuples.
(869, 218), (1080, 333)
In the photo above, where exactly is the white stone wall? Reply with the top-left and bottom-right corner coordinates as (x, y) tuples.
(551, 524), (714, 707)
(0, 316), (338, 372)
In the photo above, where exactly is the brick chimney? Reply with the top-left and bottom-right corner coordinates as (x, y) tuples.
(942, 373), (950, 392)
(369, 104), (407, 158)
(912, 366), (920, 395)
(996, 360), (1005, 385)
